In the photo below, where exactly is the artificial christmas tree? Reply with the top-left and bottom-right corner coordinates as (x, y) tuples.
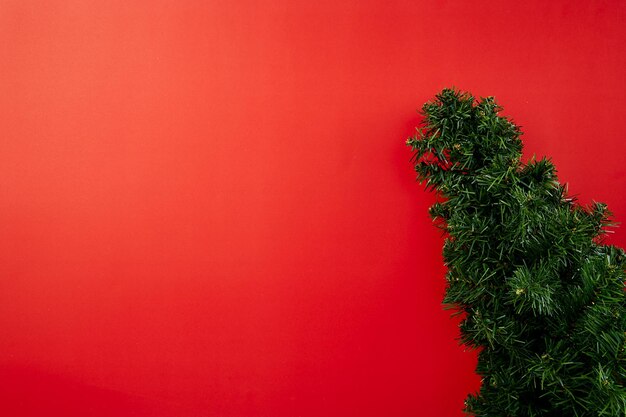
(407, 88), (626, 416)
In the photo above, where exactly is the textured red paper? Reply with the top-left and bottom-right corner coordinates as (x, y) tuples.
(1, 1), (625, 416)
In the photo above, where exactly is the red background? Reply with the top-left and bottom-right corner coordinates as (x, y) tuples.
(1, 1), (625, 416)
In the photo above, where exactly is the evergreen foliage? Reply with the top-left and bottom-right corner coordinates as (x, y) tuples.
(407, 88), (626, 416)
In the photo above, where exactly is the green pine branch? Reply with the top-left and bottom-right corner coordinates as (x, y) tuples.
(407, 88), (626, 417)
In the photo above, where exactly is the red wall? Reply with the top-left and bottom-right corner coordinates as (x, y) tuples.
(1, 1), (625, 416)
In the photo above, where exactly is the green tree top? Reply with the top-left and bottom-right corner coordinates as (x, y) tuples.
(407, 88), (626, 416)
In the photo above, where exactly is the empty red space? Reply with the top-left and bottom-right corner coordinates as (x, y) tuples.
(1, 1), (625, 416)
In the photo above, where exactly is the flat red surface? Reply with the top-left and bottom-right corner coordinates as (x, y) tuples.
(1, 1), (625, 416)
